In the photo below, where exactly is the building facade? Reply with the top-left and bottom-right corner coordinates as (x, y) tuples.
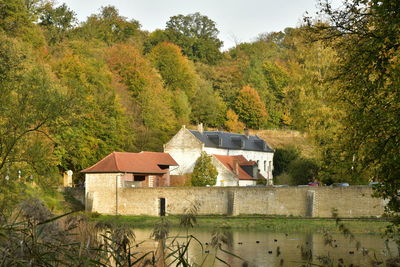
(82, 151), (178, 212)
(164, 125), (274, 185)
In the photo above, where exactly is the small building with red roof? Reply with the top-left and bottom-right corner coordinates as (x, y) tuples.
(82, 151), (178, 189)
(82, 151), (178, 214)
(212, 154), (261, 186)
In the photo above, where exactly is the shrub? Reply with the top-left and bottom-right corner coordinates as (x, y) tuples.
(191, 152), (218, 186)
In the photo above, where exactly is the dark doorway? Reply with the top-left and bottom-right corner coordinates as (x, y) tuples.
(159, 198), (166, 216)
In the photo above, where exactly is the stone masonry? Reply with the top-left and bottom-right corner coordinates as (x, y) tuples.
(85, 175), (385, 218)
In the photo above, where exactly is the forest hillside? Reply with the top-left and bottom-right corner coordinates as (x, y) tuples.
(1, 0), (398, 190)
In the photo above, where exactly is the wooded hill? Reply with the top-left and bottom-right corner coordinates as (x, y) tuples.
(1, 1), (399, 190)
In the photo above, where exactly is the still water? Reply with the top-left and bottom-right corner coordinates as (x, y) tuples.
(132, 228), (398, 267)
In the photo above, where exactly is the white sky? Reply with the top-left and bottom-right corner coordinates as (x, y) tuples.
(60, 0), (342, 50)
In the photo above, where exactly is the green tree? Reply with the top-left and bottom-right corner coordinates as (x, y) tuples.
(234, 85), (267, 129)
(173, 90), (191, 126)
(196, 57), (246, 108)
(0, 34), (68, 185)
(74, 5), (143, 46)
(38, 2), (77, 44)
(191, 152), (218, 186)
(0, 0), (45, 47)
(191, 80), (227, 127)
(51, 41), (132, 179)
(0, 0), (35, 35)
(272, 147), (300, 177)
(309, 0), (400, 233)
(287, 158), (320, 185)
(150, 13), (223, 64)
(148, 42), (198, 98)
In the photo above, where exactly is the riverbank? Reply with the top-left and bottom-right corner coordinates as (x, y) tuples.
(92, 214), (390, 234)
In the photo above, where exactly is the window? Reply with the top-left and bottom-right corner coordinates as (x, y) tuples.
(134, 175), (145, 181)
(264, 161), (267, 171)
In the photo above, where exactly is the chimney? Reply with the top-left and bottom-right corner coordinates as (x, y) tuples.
(198, 123), (203, 134)
(233, 160), (239, 175)
(244, 128), (249, 138)
(253, 165), (258, 178)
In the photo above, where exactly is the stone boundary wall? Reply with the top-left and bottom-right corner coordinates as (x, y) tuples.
(86, 186), (386, 218)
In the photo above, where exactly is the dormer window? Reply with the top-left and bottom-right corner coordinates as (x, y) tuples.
(231, 137), (245, 149)
(207, 134), (222, 147)
(253, 140), (265, 150)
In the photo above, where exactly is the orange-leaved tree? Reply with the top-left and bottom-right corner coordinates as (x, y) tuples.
(234, 85), (267, 129)
(224, 109), (244, 133)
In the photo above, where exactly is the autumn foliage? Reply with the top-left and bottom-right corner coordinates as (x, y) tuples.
(234, 86), (268, 129)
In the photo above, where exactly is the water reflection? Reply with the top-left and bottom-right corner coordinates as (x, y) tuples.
(133, 228), (397, 266)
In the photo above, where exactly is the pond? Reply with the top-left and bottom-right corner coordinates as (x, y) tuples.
(131, 228), (398, 266)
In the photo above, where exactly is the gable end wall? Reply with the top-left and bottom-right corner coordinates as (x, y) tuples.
(164, 128), (203, 175)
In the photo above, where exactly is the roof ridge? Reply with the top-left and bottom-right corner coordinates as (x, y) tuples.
(191, 129), (245, 135)
(191, 129), (254, 138)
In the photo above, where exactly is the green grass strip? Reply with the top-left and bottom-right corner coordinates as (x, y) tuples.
(91, 214), (390, 234)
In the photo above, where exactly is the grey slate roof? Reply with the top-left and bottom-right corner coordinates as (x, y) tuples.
(189, 130), (274, 152)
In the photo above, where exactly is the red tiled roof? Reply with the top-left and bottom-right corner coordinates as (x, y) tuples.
(213, 154), (256, 180)
(139, 151), (179, 166)
(81, 152), (178, 174)
(239, 160), (257, 166)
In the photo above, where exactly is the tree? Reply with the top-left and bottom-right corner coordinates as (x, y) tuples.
(224, 109), (244, 133)
(172, 90), (191, 126)
(308, 0), (400, 234)
(191, 152), (217, 186)
(155, 12), (223, 64)
(195, 55), (246, 109)
(227, 38), (289, 127)
(190, 80), (227, 127)
(51, 41), (133, 180)
(0, 0), (46, 47)
(106, 43), (178, 151)
(38, 2), (77, 44)
(287, 158), (320, 185)
(0, 0), (34, 35)
(272, 147), (300, 177)
(74, 6), (143, 45)
(234, 85), (267, 129)
(0, 34), (68, 185)
(148, 42), (198, 98)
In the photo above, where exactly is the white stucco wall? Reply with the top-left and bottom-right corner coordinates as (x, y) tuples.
(164, 127), (203, 175)
(239, 180), (257, 186)
(211, 156), (239, 186)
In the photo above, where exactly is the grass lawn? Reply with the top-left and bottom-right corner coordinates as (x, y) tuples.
(92, 214), (390, 234)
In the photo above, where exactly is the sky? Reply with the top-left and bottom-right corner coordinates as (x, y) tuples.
(61, 0), (341, 50)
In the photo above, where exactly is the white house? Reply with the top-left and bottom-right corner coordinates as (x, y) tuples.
(164, 125), (274, 185)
